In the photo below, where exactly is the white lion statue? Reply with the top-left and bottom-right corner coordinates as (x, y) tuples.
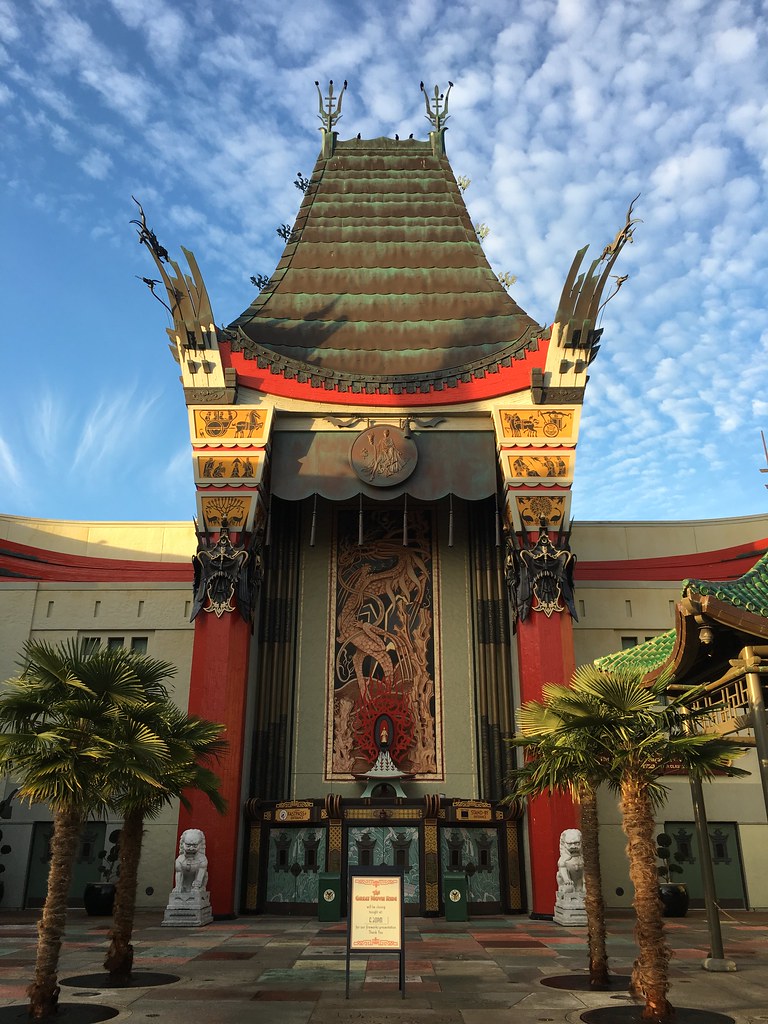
(173, 828), (209, 893)
(556, 828), (584, 894)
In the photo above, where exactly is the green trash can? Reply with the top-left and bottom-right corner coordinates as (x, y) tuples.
(318, 872), (342, 922)
(443, 872), (468, 921)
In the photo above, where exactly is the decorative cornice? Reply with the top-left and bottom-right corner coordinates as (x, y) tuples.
(226, 325), (545, 395)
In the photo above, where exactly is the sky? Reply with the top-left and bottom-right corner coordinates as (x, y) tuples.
(1, 0), (767, 526)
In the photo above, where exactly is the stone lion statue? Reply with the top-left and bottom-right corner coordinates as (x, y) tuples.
(173, 828), (209, 893)
(556, 828), (584, 894)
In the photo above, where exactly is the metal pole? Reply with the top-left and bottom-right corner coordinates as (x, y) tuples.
(689, 773), (733, 969)
(743, 647), (768, 822)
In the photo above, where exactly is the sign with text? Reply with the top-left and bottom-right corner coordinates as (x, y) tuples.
(346, 867), (405, 999)
(349, 873), (402, 950)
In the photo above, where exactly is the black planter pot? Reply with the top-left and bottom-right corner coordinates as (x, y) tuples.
(83, 882), (116, 916)
(659, 882), (689, 917)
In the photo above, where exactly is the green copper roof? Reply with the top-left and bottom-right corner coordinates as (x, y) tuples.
(682, 550), (768, 617)
(595, 629), (676, 673)
(594, 550), (768, 675)
(229, 137), (542, 379)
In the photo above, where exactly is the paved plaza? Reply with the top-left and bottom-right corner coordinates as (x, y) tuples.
(0, 910), (767, 1023)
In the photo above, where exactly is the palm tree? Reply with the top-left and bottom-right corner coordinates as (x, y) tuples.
(0, 640), (169, 1019)
(509, 684), (610, 989)
(104, 692), (226, 982)
(534, 665), (748, 1023)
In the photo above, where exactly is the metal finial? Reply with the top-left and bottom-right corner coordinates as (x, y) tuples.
(315, 78), (348, 133)
(420, 81), (453, 132)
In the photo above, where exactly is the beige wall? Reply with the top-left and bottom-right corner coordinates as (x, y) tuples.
(0, 517), (195, 909)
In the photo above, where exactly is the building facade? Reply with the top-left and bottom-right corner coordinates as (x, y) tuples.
(1, 86), (766, 916)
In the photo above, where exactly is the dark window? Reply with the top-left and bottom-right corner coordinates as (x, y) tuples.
(131, 636), (148, 654)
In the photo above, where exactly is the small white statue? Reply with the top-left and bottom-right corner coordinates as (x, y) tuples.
(554, 828), (587, 926)
(163, 828), (212, 926)
(173, 828), (209, 892)
(556, 828), (585, 894)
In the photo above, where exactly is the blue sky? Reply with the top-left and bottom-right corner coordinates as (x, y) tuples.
(1, 0), (767, 525)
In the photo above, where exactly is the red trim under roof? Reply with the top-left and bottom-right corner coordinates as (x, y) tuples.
(576, 539), (768, 583)
(0, 539), (192, 584)
(223, 341), (548, 406)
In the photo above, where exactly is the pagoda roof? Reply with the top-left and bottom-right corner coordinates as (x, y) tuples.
(595, 548), (768, 682)
(227, 136), (544, 392)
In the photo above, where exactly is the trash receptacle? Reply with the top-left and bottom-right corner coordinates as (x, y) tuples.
(443, 872), (468, 921)
(318, 872), (342, 921)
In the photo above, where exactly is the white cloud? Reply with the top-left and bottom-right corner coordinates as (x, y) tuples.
(80, 148), (113, 179)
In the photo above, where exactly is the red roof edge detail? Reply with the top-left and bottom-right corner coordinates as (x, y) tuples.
(222, 341), (549, 406)
(576, 538), (768, 583)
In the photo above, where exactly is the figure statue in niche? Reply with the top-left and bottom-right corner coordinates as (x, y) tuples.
(554, 828), (587, 926)
(357, 713), (409, 798)
(174, 829), (209, 892)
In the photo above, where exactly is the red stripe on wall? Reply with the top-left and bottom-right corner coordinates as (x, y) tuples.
(576, 539), (767, 583)
(0, 538), (192, 583)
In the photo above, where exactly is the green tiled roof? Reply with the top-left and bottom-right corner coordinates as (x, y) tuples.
(594, 550), (768, 675)
(595, 629), (675, 673)
(682, 550), (768, 617)
(229, 137), (542, 380)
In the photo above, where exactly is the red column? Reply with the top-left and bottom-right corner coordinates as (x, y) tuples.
(178, 610), (252, 917)
(515, 604), (578, 917)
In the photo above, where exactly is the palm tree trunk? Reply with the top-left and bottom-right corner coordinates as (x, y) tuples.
(580, 784), (609, 989)
(620, 777), (673, 1023)
(28, 808), (82, 1019)
(104, 810), (143, 982)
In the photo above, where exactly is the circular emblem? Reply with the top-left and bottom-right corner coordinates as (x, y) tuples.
(323, 889), (336, 903)
(278, 809), (288, 821)
(350, 425), (417, 487)
(449, 889), (462, 903)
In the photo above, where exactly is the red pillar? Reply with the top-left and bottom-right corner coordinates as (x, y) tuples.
(178, 610), (252, 917)
(516, 604), (578, 917)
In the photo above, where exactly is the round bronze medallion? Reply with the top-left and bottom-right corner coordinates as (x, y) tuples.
(350, 425), (417, 486)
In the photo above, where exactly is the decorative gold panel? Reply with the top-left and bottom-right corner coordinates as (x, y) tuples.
(193, 408), (267, 441)
(506, 453), (572, 481)
(327, 820), (342, 872)
(199, 494), (252, 531)
(505, 820), (523, 911)
(497, 408), (574, 441)
(245, 825), (261, 911)
(343, 807), (422, 820)
(196, 454), (260, 481)
(423, 820), (439, 913)
(515, 495), (566, 529)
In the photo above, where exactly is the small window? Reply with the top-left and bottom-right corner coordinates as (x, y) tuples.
(131, 637), (148, 654)
(395, 848), (406, 867)
(621, 636), (638, 650)
(82, 637), (101, 655)
(361, 849), (371, 866)
(278, 848), (288, 867)
(450, 849), (461, 868)
(107, 637), (125, 650)
(479, 848), (489, 868)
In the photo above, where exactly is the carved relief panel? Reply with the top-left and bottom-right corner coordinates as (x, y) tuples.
(325, 507), (443, 781)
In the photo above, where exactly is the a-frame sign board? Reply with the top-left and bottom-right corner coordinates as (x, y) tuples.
(345, 867), (405, 999)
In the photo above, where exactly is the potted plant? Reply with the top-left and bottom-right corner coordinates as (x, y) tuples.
(84, 828), (121, 916)
(657, 832), (689, 917)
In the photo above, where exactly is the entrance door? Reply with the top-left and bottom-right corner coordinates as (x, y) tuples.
(664, 821), (747, 909)
(25, 821), (107, 908)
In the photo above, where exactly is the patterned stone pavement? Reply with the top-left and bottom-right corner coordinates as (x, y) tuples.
(0, 910), (767, 1023)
